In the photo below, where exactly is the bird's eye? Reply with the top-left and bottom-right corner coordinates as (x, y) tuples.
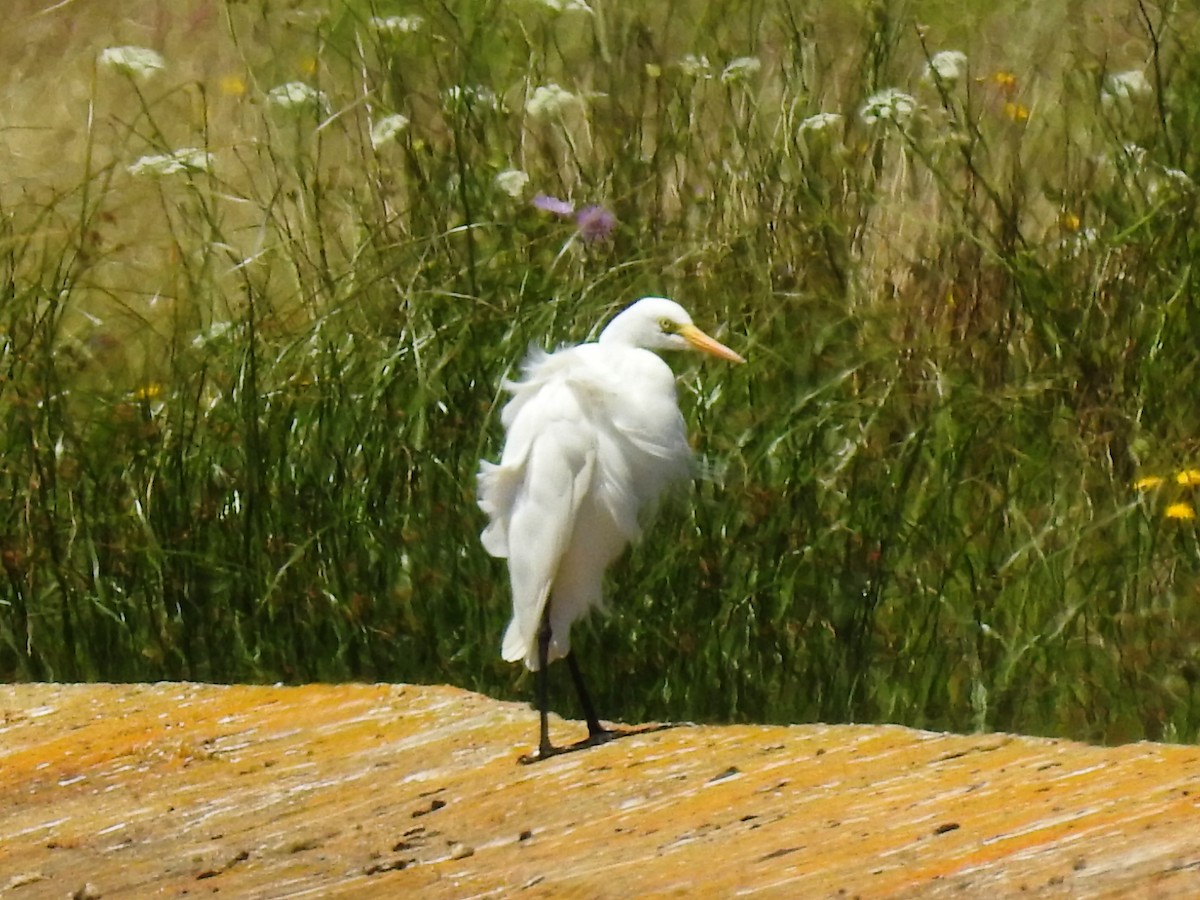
(658, 317), (677, 334)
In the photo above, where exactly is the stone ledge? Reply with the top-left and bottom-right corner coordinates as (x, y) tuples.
(2, 683), (1198, 897)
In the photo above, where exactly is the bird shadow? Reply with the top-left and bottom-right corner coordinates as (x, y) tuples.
(518, 722), (686, 765)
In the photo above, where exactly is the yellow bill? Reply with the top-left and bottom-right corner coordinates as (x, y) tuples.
(680, 324), (746, 364)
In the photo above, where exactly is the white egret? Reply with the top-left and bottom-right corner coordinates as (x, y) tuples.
(477, 297), (745, 762)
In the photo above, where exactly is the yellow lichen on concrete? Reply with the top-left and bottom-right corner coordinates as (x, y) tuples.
(2, 683), (1199, 898)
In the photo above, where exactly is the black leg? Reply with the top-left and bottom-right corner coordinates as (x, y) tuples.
(566, 651), (609, 741)
(532, 605), (556, 760)
(520, 604), (616, 764)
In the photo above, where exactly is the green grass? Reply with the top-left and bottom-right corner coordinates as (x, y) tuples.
(1, 0), (1199, 744)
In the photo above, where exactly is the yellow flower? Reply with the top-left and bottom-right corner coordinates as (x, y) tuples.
(1165, 502), (1196, 521)
(1003, 101), (1030, 122)
(990, 71), (1018, 96)
(1176, 469), (1200, 486)
(1060, 212), (1081, 232)
(133, 383), (164, 401)
(300, 56), (319, 76)
(219, 74), (248, 97)
(1134, 476), (1164, 491)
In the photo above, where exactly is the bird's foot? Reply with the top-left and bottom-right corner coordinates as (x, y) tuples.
(517, 726), (620, 764)
(518, 741), (564, 765)
(585, 725), (618, 746)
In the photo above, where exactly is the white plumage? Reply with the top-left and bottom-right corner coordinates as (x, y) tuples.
(477, 296), (744, 761)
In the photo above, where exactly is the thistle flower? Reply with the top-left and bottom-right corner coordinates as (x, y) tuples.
(370, 15), (425, 35)
(798, 112), (843, 134)
(532, 193), (574, 216)
(267, 81), (328, 113)
(495, 169), (530, 198)
(575, 205), (616, 242)
(98, 46), (165, 79)
(128, 148), (213, 177)
(525, 83), (580, 120)
(678, 54), (713, 79)
(924, 50), (968, 84)
(369, 113), (409, 149)
(1102, 69), (1152, 104)
(720, 57), (762, 85)
(859, 88), (917, 126)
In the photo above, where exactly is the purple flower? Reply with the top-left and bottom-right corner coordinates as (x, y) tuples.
(532, 193), (574, 216)
(575, 205), (617, 242)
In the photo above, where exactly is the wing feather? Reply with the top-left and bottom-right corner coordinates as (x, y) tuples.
(478, 368), (598, 667)
(478, 342), (695, 669)
(499, 432), (595, 666)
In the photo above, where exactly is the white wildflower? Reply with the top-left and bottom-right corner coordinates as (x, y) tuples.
(494, 169), (530, 198)
(443, 85), (502, 111)
(678, 54), (712, 79)
(799, 112), (843, 134)
(370, 15), (425, 34)
(720, 56), (762, 84)
(525, 83), (580, 120)
(924, 50), (967, 84)
(859, 88), (918, 126)
(1120, 142), (1148, 167)
(1161, 167), (1192, 187)
(282, 9), (328, 26)
(1060, 226), (1099, 258)
(98, 46), (165, 80)
(1102, 69), (1152, 104)
(192, 321), (234, 349)
(128, 148), (213, 177)
(1148, 165), (1194, 200)
(370, 113), (410, 149)
(1098, 142), (1149, 179)
(534, 0), (592, 12)
(267, 81), (328, 113)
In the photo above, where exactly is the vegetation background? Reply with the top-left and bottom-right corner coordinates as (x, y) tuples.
(2, 0), (1198, 745)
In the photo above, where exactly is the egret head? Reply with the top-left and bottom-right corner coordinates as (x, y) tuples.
(599, 296), (745, 363)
